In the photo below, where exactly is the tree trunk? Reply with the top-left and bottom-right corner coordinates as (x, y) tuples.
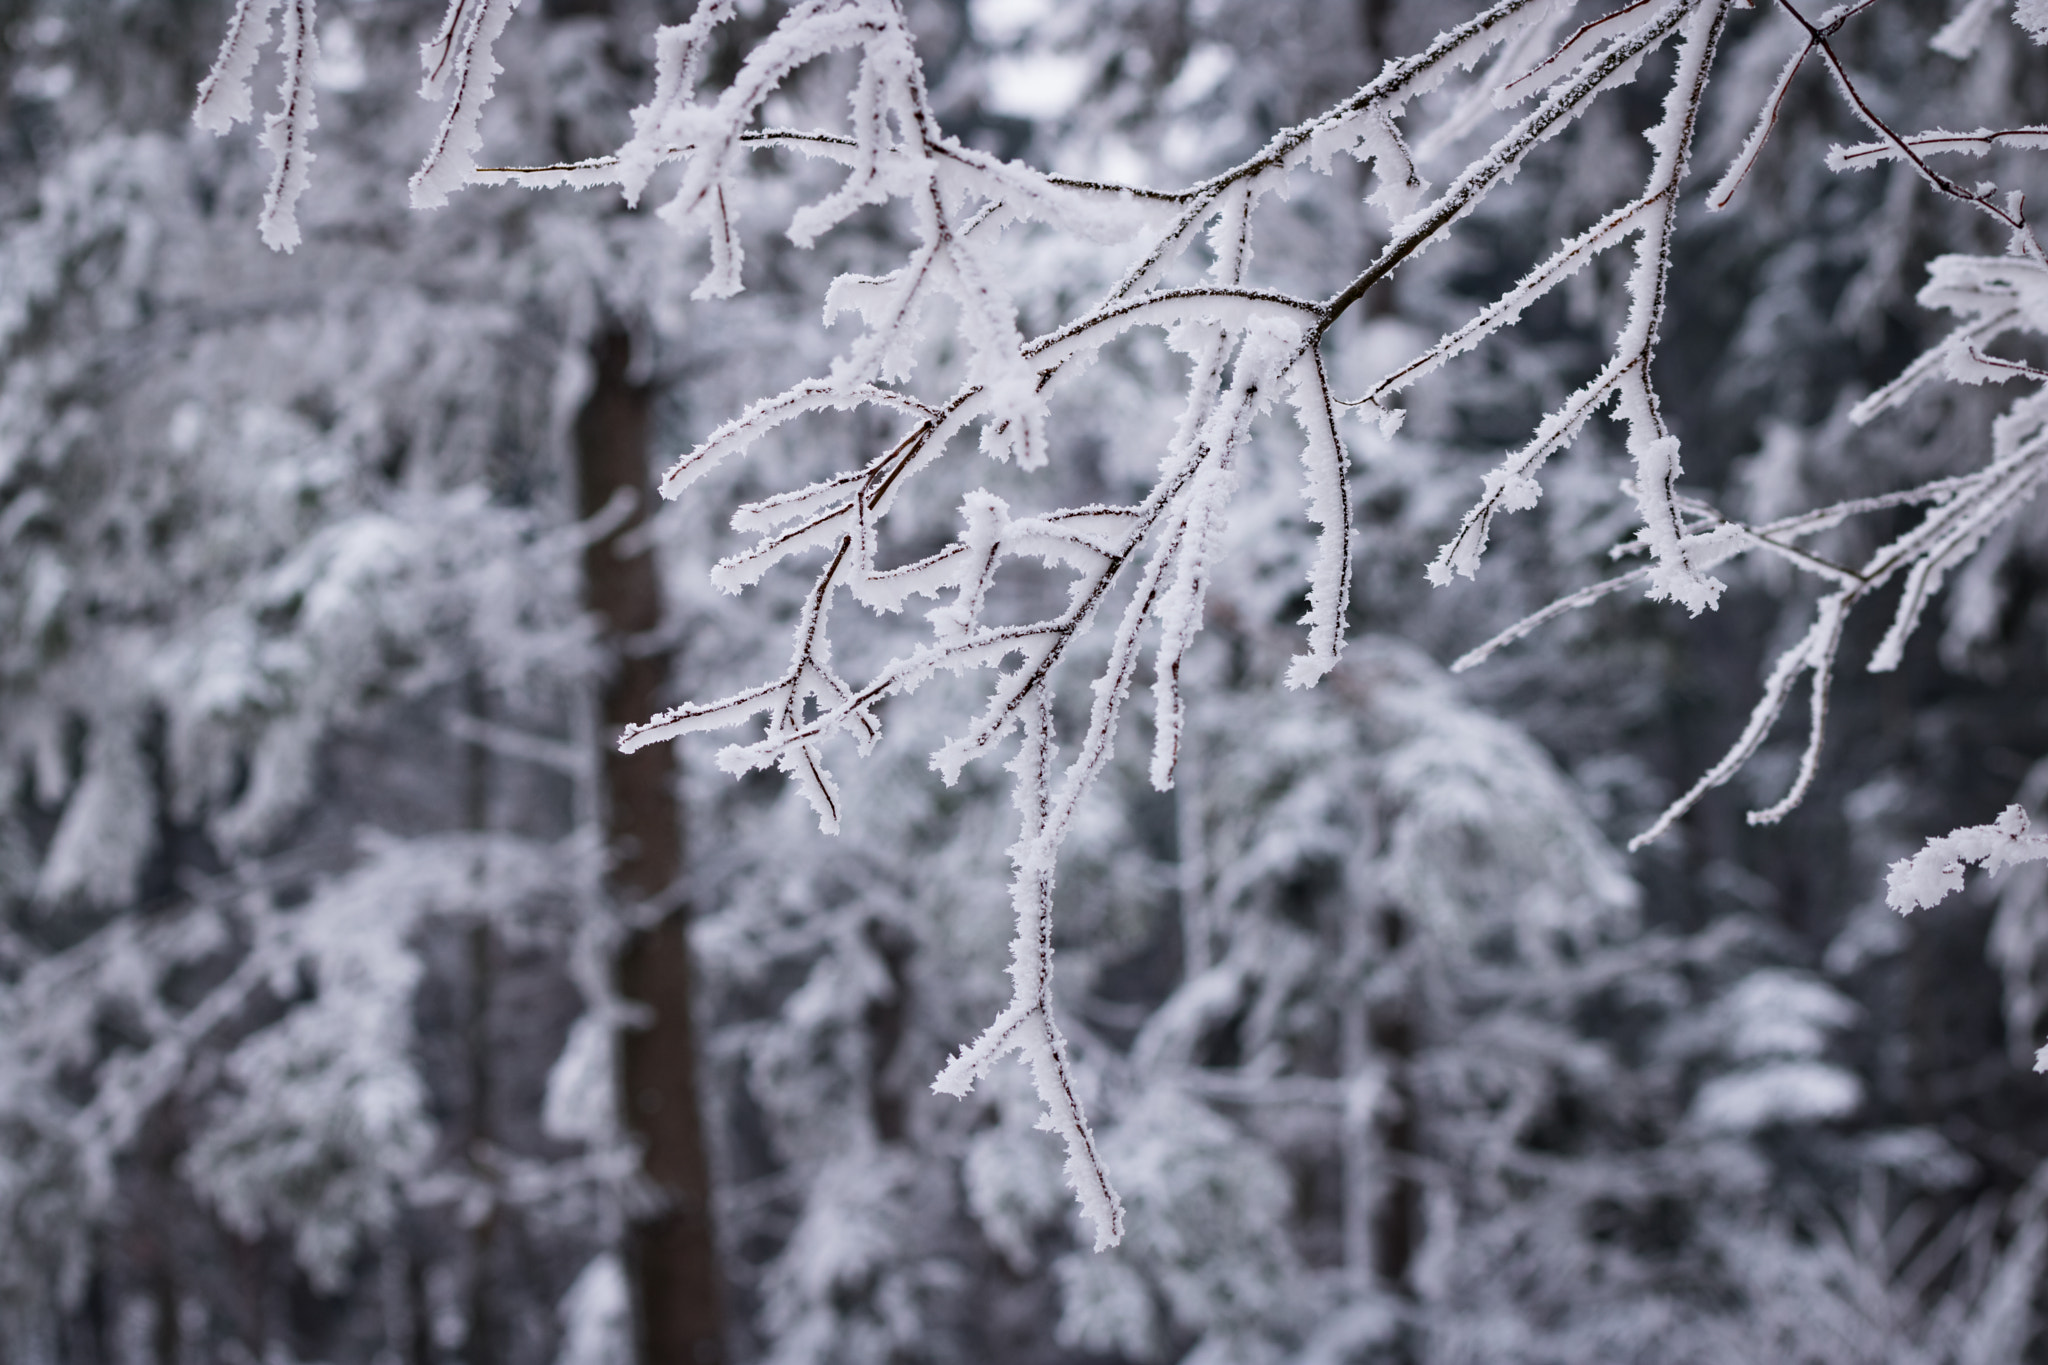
(575, 327), (727, 1365)
(1370, 908), (1420, 1300)
(461, 674), (500, 1365)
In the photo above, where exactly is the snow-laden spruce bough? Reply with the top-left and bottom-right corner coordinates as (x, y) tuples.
(200, 0), (2048, 1246)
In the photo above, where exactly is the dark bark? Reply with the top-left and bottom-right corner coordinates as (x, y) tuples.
(575, 327), (727, 1365)
(404, 1243), (435, 1365)
(461, 676), (500, 1365)
(151, 1271), (177, 1365)
(1370, 908), (1420, 1299)
(463, 918), (500, 1365)
(862, 919), (915, 1145)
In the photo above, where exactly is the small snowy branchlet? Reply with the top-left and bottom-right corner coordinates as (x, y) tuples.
(1887, 805), (2048, 916)
(193, 0), (321, 252)
(1416, 0), (1731, 610)
(1434, 0), (2048, 850)
(409, 0), (523, 209)
(932, 695), (1123, 1249)
(194, 0), (283, 135)
(1889, 805), (2048, 1073)
(259, 0), (321, 252)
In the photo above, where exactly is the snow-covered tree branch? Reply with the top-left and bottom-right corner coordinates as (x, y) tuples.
(194, 0), (2048, 1249)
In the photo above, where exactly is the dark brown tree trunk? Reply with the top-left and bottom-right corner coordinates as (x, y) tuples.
(461, 675), (500, 1365)
(575, 327), (728, 1365)
(1370, 908), (1420, 1300)
(462, 917), (500, 1365)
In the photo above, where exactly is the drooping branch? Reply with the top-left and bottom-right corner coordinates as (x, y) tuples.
(197, 0), (2048, 1242)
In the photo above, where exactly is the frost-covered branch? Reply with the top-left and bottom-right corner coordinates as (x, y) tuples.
(196, 0), (322, 250)
(1888, 805), (2048, 1074)
(562, 0), (1591, 1249)
(1424, 0), (2048, 851)
(1888, 805), (2048, 917)
(198, 0), (2048, 1241)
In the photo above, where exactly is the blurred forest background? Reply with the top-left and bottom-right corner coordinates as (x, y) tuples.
(3, 1), (2048, 1362)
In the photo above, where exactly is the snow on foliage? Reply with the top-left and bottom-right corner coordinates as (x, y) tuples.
(195, 0), (2048, 1244)
(1684, 970), (1862, 1133)
(553, 1253), (632, 1365)
(1889, 803), (2048, 914)
(0, 57), (649, 1337)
